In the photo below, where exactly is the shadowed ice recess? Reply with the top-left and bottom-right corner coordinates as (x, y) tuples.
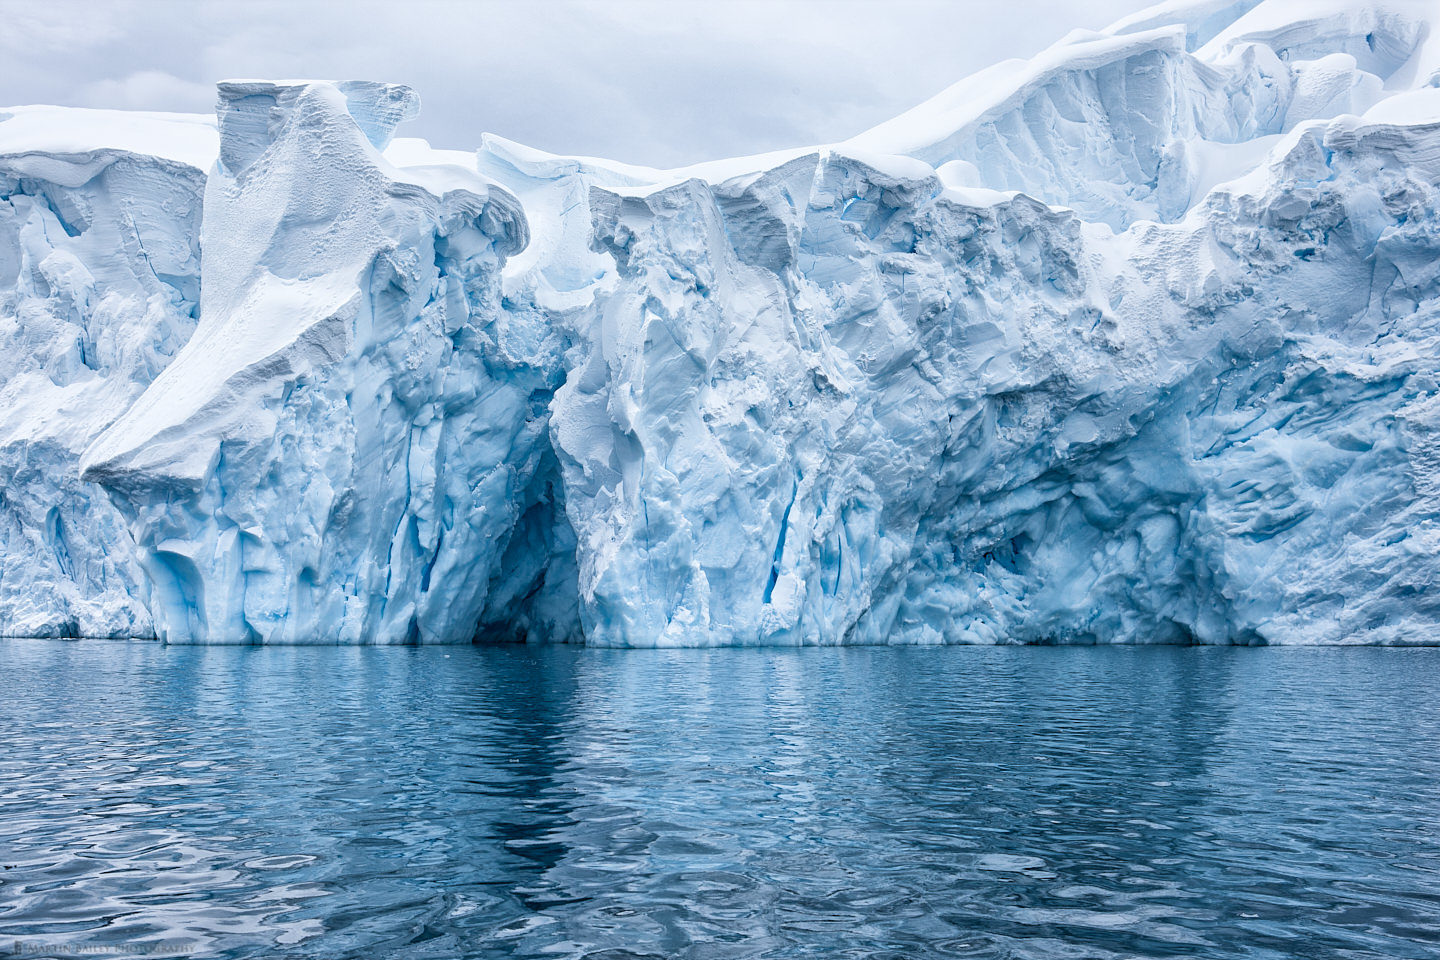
(6, 0), (1440, 644)
(0, 642), (1438, 958)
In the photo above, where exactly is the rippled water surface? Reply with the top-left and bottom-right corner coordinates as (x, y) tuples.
(2, 643), (1439, 959)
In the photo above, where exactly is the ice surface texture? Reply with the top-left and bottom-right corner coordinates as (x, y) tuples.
(5, 0), (1440, 644)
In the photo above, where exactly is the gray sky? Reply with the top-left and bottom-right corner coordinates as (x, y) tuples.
(1, 0), (1155, 168)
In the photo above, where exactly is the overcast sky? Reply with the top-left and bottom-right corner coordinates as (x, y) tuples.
(0, 0), (1155, 168)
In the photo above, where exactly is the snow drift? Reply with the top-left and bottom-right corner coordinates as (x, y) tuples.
(5, 0), (1440, 644)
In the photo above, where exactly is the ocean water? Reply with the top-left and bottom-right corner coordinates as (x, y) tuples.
(0, 642), (1437, 960)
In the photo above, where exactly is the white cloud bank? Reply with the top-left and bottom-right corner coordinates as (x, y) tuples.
(0, 0), (1154, 167)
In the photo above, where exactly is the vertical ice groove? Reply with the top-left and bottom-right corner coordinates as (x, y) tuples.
(764, 475), (800, 606)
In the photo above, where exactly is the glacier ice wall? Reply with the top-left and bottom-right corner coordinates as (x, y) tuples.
(0, 137), (204, 637)
(5, 0), (1440, 644)
(79, 82), (575, 644)
(563, 124), (1440, 647)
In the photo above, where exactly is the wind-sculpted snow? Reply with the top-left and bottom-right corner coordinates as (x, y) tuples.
(4, 0), (1440, 644)
(845, 0), (1435, 229)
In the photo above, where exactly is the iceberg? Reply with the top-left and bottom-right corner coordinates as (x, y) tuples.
(4, 0), (1440, 644)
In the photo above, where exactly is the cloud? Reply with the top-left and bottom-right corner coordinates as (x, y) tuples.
(0, 0), (1158, 167)
(76, 71), (215, 113)
(0, 0), (131, 55)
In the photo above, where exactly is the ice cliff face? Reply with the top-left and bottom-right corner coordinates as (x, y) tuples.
(78, 81), (571, 644)
(0, 111), (209, 637)
(5, 0), (1440, 644)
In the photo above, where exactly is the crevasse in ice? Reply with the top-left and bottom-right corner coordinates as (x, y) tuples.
(5, 0), (1440, 644)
